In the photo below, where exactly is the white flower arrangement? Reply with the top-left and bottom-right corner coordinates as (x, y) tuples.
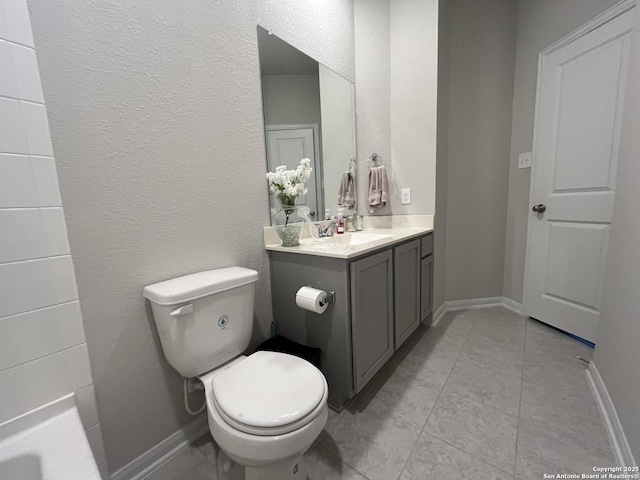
(265, 158), (312, 205)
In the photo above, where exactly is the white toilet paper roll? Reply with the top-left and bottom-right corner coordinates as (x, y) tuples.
(295, 286), (329, 314)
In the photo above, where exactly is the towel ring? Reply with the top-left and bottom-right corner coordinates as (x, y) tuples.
(367, 153), (383, 169)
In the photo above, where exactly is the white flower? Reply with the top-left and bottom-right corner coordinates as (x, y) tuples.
(265, 158), (313, 201)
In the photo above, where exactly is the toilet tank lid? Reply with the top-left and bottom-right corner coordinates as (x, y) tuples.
(143, 267), (259, 305)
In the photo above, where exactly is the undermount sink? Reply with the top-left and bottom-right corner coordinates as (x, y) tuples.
(319, 232), (391, 246)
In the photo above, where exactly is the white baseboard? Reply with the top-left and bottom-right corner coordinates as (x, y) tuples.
(432, 303), (447, 327)
(500, 296), (523, 314)
(586, 362), (637, 468)
(432, 296), (524, 327)
(110, 296), (526, 480)
(445, 297), (505, 311)
(110, 416), (209, 480)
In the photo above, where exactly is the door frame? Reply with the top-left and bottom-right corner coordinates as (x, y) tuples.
(522, 0), (636, 323)
(266, 123), (324, 219)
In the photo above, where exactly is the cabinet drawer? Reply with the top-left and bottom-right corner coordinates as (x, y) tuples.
(421, 233), (434, 258)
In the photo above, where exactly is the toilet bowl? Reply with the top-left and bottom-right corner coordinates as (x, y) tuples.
(200, 351), (328, 479)
(143, 267), (328, 480)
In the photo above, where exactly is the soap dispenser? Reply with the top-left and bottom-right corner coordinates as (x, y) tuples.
(337, 208), (345, 235)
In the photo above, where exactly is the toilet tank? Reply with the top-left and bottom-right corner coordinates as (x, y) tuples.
(143, 267), (259, 378)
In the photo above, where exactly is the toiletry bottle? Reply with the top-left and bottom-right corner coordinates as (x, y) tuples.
(337, 208), (345, 235)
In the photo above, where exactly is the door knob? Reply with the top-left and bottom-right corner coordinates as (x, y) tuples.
(532, 204), (546, 213)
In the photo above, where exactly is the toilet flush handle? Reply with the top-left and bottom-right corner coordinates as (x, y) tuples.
(170, 304), (194, 317)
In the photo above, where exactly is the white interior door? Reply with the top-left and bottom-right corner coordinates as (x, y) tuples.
(523, 6), (633, 343)
(266, 126), (320, 219)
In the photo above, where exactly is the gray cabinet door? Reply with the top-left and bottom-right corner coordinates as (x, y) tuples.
(350, 249), (394, 393)
(421, 254), (433, 321)
(394, 239), (421, 349)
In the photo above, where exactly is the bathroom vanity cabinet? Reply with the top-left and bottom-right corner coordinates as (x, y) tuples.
(268, 231), (433, 410)
(394, 239), (421, 349)
(420, 234), (434, 321)
(350, 249), (394, 393)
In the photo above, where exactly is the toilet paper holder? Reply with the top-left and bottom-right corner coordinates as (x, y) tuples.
(319, 290), (335, 306)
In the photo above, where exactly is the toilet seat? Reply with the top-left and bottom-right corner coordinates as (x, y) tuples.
(211, 351), (326, 436)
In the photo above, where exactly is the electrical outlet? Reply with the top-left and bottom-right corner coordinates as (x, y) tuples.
(518, 152), (532, 169)
(401, 188), (411, 205)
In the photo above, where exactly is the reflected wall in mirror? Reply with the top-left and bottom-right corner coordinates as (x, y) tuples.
(257, 26), (357, 223)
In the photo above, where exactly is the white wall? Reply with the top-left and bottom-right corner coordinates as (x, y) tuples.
(0, 0), (107, 476)
(441, 0), (517, 302)
(355, 0), (438, 216)
(390, 0), (438, 216)
(503, 0), (620, 303)
(28, 0), (354, 473)
(355, 0), (391, 214)
(593, 3), (640, 463)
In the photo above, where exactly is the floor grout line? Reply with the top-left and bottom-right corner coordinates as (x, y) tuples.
(440, 318), (512, 472)
(513, 315), (529, 478)
(395, 311), (477, 480)
(310, 441), (373, 480)
(425, 430), (517, 478)
(164, 308), (608, 480)
(405, 309), (526, 478)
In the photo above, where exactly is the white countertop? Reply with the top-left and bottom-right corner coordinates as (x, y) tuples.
(265, 215), (433, 259)
(266, 227), (432, 259)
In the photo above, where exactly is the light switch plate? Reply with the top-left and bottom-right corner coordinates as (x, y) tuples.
(518, 152), (532, 169)
(401, 188), (411, 205)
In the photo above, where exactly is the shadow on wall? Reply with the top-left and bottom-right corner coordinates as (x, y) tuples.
(251, 313), (268, 352)
(136, 301), (205, 416)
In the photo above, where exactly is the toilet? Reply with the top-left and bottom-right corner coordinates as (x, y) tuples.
(143, 267), (328, 480)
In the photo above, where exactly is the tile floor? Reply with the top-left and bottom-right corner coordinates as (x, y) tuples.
(144, 307), (614, 480)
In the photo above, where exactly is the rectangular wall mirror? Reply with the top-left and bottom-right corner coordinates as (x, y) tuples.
(257, 26), (357, 222)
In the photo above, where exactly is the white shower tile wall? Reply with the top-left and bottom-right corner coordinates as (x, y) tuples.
(0, 0), (109, 476)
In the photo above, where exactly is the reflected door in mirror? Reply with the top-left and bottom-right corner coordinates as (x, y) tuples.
(266, 125), (320, 219)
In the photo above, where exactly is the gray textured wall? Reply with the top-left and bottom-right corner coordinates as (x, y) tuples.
(594, 3), (640, 463)
(442, 0), (517, 302)
(503, 0), (619, 303)
(433, 0), (450, 313)
(262, 74), (321, 126)
(28, 0), (354, 472)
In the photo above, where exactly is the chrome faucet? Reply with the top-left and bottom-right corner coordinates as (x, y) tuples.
(316, 222), (339, 238)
